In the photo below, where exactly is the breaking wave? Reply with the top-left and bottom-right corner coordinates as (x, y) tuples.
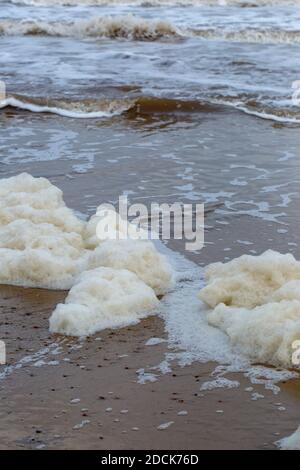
(0, 95), (136, 118)
(0, 15), (180, 40)
(1, 93), (300, 124)
(0, 95), (221, 119)
(0, 16), (299, 44)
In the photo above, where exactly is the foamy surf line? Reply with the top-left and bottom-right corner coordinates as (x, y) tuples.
(0, 97), (132, 119)
(213, 99), (300, 124)
(0, 16), (180, 40)
(0, 16), (299, 44)
(1, 95), (299, 124)
(233, 106), (300, 125)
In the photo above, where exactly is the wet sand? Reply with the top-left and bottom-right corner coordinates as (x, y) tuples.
(1, 107), (300, 449)
(1, 284), (300, 450)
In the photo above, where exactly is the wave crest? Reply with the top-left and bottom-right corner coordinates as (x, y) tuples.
(0, 16), (299, 44)
(1, 94), (300, 124)
(0, 15), (180, 40)
(0, 95), (136, 118)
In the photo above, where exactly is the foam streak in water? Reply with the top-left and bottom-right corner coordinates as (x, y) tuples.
(0, 97), (133, 119)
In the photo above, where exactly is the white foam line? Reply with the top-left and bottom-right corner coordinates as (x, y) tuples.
(0, 97), (124, 119)
(214, 99), (300, 124)
(232, 105), (300, 124)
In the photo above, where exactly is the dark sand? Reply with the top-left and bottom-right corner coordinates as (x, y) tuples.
(1, 106), (300, 449)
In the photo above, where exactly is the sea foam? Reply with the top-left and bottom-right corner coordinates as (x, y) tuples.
(88, 240), (174, 296)
(276, 426), (300, 450)
(0, 173), (173, 335)
(49, 267), (159, 336)
(0, 173), (85, 289)
(199, 250), (300, 368)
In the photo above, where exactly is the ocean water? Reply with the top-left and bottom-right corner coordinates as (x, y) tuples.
(0, 0), (300, 121)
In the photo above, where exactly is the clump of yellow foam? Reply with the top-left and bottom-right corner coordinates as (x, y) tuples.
(199, 250), (300, 368)
(0, 173), (85, 289)
(49, 267), (159, 337)
(88, 239), (173, 296)
(0, 173), (174, 336)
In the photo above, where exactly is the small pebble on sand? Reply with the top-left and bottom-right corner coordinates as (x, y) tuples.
(73, 420), (90, 430)
(157, 421), (174, 430)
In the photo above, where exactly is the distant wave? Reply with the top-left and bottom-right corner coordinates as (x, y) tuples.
(191, 27), (300, 44)
(1, 93), (299, 124)
(7, 0), (300, 7)
(0, 16), (180, 40)
(0, 16), (299, 44)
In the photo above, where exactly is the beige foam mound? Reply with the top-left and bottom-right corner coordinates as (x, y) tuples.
(0, 173), (174, 336)
(207, 300), (300, 368)
(88, 239), (174, 296)
(83, 206), (148, 249)
(199, 250), (300, 309)
(0, 172), (84, 234)
(199, 250), (300, 368)
(49, 267), (159, 337)
(0, 173), (86, 289)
